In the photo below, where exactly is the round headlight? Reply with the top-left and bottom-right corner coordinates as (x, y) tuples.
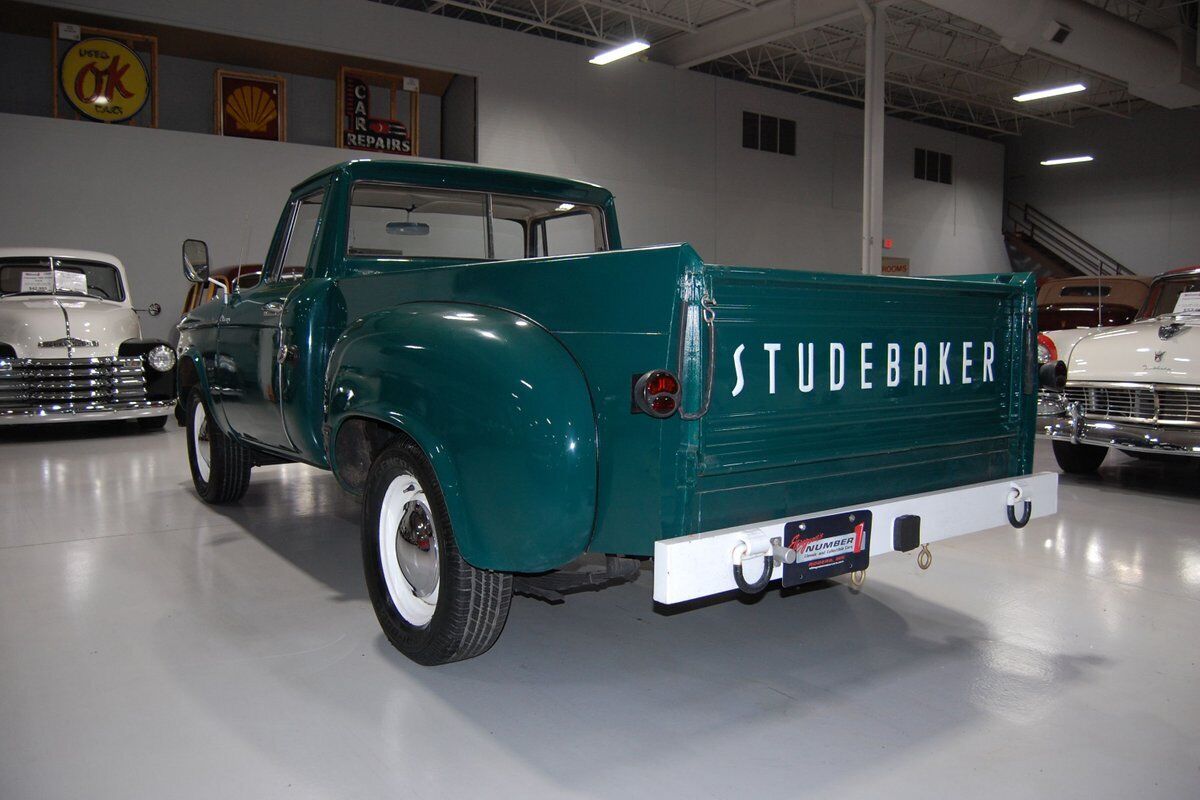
(1036, 333), (1057, 365)
(147, 344), (176, 372)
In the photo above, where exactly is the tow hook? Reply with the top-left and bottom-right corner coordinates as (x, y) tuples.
(917, 544), (932, 570)
(1006, 484), (1032, 529)
(731, 536), (793, 595)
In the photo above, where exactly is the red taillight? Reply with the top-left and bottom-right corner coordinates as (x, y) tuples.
(646, 373), (678, 396)
(650, 395), (677, 415)
(633, 370), (681, 418)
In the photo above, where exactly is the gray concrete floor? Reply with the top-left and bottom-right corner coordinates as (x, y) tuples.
(1, 424), (1198, 799)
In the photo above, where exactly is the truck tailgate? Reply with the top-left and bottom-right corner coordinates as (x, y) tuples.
(692, 267), (1036, 533)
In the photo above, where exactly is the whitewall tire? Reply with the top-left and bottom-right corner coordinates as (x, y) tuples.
(362, 437), (512, 665)
(186, 389), (252, 504)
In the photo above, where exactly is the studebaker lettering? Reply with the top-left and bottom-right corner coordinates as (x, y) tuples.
(177, 160), (1057, 666)
(731, 339), (995, 396)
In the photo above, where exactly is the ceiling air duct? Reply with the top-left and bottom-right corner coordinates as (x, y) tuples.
(923, 0), (1200, 108)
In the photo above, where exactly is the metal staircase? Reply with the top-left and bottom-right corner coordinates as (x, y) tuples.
(1004, 201), (1134, 279)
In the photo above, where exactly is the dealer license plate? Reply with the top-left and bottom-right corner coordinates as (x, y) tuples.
(781, 510), (872, 588)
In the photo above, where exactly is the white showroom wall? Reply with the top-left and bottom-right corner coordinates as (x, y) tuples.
(5, 0), (1010, 340)
(1005, 106), (1200, 275)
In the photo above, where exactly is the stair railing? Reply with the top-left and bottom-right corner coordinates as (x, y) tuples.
(1005, 201), (1134, 276)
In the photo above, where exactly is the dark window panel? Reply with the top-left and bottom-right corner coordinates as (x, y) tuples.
(939, 152), (953, 184)
(914, 148), (926, 180)
(742, 112), (759, 150)
(760, 115), (779, 153)
(779, 118), (796, 155)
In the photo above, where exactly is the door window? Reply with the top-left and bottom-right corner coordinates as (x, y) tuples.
(272, 190), (325, 283)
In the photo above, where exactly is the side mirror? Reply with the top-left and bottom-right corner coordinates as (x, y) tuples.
(182, 239), (210, 283)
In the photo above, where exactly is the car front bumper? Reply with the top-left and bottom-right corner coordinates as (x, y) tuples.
(1037, 386), (1200, 456)
(653, 472), (1059, 605)
(1038, 413), (1200, 456)
(0, 399), (175, 425)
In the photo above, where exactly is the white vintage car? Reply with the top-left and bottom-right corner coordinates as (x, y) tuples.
(1038, 265), (1200, 471)
(0, 248), (176, 427)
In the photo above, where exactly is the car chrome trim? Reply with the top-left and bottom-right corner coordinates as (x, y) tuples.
(39, 337), (100, 349)
(1058, 381), (1200, 427)
(0, 398), (174, 425)
(0, 356), (166, 421)
(1039, 415), (1200, 456)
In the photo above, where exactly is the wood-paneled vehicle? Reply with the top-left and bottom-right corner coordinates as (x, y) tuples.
(177, 160), (1058, 665)
(1036, 275), (1152, 332)
(0, 248), (176, 427)
(177, 264), (306, 320)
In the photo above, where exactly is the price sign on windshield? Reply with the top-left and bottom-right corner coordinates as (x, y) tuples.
(55, 272), (88, 294)
(19, 272), (53, 293)
(1173, 291), (1200, 315)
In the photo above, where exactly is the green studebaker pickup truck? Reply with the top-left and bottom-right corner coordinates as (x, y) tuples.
(177, 159), (1058, 665)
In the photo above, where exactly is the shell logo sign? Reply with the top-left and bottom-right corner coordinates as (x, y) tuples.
(60, 38), (149, 123)
(225, 85), (278, 134)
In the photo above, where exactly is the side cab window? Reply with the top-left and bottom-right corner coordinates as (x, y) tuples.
(266, 188), (327, 285)
(531, 211), (606, 257)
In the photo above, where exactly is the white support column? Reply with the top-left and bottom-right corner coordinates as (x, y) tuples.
(859, 0), (885, 275)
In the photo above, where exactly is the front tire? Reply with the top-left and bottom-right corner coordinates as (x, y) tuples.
(186, 389), (252, 504)
(1052, 440), (1108, 474)
(363, 438), (512, 665)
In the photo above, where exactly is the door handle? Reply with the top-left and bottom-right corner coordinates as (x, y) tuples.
(263, 301), (284, 316)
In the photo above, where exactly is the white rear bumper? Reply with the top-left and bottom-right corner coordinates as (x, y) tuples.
(652, 472), (1059, 605)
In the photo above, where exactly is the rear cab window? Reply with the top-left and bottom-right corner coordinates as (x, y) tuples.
(345, 182), (608, 265)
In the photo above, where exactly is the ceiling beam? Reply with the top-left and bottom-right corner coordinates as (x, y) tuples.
(651, 0), (860, 68)
(576, 0), (697, 33)
(754, 40), (1073, 126)
(743, 71), (1017, 134)
(434, 0), (617, 44)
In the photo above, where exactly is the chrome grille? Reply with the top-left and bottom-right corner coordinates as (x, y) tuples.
(1063, 383), (1200, 426)
(0, 357), (146, 410)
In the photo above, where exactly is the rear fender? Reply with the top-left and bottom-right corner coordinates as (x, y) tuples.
(326, 303), (598, 573)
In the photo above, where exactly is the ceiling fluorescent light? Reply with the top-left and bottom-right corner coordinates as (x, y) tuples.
(589, 40), (650, 65)
(1040, 155), (1094, 166)
(1013, 83), (1086, 102)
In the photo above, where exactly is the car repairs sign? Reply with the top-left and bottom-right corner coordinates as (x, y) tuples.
(59, 37), (149, 122)
(341, 70), (414, 155)
(782, 511), (871, 587)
